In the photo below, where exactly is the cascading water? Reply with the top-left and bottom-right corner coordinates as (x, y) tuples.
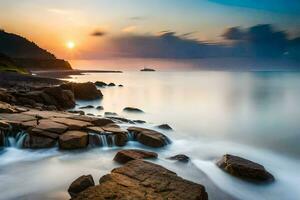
(88, 133), (116, 147)
(2, 131), (28, 148)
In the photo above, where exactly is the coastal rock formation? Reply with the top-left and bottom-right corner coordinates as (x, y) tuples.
(127, 126), (170, 147)
(23, 134), (56, 148)
(113, 149), (158, 164)
(68, 175), (95, 198)
(107, 83), (116, 87)
(168, 154), (190, 163)
(72, 82), (103, 100)
(217, 154), (274, 182)
(79, 105), (94, 109)
(157, 123), (173, 130)
(123, 107), (144, 113)
(59, 130), (88, 149)
(94, 81), (107, 87)
(71, 160), (208, 200)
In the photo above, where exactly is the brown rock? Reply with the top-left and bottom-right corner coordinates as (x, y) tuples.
(0, 113), (37, 123)
(68, 175), (95, 198)
(217, 154), (274, 182)
(51, 117), (92, 130)
(68, 116), (114, 127)
(72, 160), (208, 200)
(168, 154), (190, 163)
(157, 123), (173, 130)
(72, 82), (103, 100)
(28, 128), (60, 139)
(23, 134), (56, 149)
(114, 149), (158, 164)
(22, 119), (68, 134)
(59, 130), (88, 149)
(43, 86), (75, 109)
(114, 132), (128, 146)
(0, 101), (16, 113)
(86, 126), (105, 134)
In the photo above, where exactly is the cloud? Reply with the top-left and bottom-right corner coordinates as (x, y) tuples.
(47, 8), (70, 15)
(91, 30), (106, 37)
(222, 27), (245, 40)
(129, 16), (146, 21)
(122, 26), (137, 33)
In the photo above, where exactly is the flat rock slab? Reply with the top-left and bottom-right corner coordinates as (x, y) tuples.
(114, 149), (158, 164)
(86, 126), (105, 134)
(59, 130), (88, 150)
(51, 117), (92, 130)
(0, 113), (37, 122)
(22, 119), (68, 134)
(72, 160), (208, 200)
(128, 126), (170, 148)
(68, 116), (114, 127)
(23, 110), (71, 119)
(217, 154), (274, 182)
(29, 128), (60, 139)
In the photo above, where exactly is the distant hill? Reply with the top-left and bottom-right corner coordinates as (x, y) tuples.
(0, 30), (72, 70)
(0, 53), (28, 73)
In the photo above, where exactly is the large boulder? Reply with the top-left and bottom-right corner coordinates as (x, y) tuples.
(23, 134), (56, 148)
(127, 127), (170, 148)
(43, 86), (75, 109)
(114, 132), (128, 146)
(217, 154), (274, 182)
(72, 82), (103, 100)
(68, 175), (95, 198)
(72, 160), (208, 200)
(59, 130), (88, 150)
(114, 149), (158, 164)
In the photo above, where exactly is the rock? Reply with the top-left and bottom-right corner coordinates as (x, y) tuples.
(133, 119), (146, 124)
(88, 134), (102, 146)
(114, 149), (158, 164)
(17, 97), (36, 107)
(96, 106), (103, 110)
(23, 110), (70, 118)
(86, 113), (95, 116)
(0, 113), (37, 123)
(23, 134), (56, 148)
(0, 120), (11, 130)
(141, 68), (155, 72)
(94, 81), (107, 87)
(168, 154), (190, 163)
(128, 127), (170, 148)
(59, 130), (88, 149)
(107, 83), (115, 87)
(43, 86), (75, 109)
(22, 119), (68, 134)
(0, 101), (16, 113)
(68, 110), (85, 115)
(118, 84), (123, 87)
(114, 132), (128, 147)
(68, 116), (114, 127)
(157, 124), (173, 130)
(86, 126), (105, 134)
(123, 107), (144, 113)
(72, 160), (208, 200)
(104, 112), (117, 116)
(0, 132), (4, 146)
(79, 105), (94, 109)
(28, 128), (59, 139)
(217, 154), (274, 182)
(68, 175), (95, 198)
(0, 90), (15, 103)
(51, 117), (92, 130)
(72, 82), (103, 100)
(107, 116), (134, 124)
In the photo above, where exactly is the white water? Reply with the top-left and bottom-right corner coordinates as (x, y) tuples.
(1, 70), (300, 199)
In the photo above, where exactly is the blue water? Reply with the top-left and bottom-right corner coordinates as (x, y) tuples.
(1, 70), (300, 200)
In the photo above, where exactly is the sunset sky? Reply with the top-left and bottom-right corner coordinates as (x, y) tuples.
(0, 0), (300, 59)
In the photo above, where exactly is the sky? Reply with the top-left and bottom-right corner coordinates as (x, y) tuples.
(0, 0), (299, 59)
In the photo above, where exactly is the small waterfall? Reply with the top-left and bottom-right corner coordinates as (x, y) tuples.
(2, 131), (28, 148)
(127, 132), (136, 141)
(100, 135), (108, 147)
(16, 132), (28, 148)
(88, 133), (116, 148)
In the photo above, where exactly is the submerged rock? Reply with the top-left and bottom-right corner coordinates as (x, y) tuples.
(217, 154), (274, 182)
(96, 106), (103, 110)
(127, 126), (170, 148)
(114, 149), (158, 164)
(104, 112), (117, 116)
(68, 175), (95, 198)
(157, 123), (173, 130)
(168, 154), (190, 163)
(107, 83), (116, 87)
(59, 130), (88, 150)
(72, 160), (208, 200)
(123, 107), (144, 113)
(79, 105), (94, 109)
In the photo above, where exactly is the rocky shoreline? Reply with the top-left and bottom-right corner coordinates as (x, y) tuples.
(0, 72), (275, 199)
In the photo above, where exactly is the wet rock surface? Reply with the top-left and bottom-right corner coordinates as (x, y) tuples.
(217, 154), (274, 182)
(72, 82), (103, 100)
(114, 149), (158, 164)
(59, 130), (88, 149)
(157, 123), (173, 130)
(168, 154), (190, 163)
(123, 107), (144, 113)
(72, 160), (208, 200)
(68, 175), (95, 198)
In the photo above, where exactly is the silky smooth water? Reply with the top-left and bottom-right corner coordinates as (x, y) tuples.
(1, 71), (300, 200)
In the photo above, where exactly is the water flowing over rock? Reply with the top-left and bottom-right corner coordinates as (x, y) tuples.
(72, 160), (208, 200)
(127, 126), (170, 147)
(217, 154), (275, 182)
(59, 131), (88, 150)
(114, 149), (158, 164)
(68, 175), (95, 198)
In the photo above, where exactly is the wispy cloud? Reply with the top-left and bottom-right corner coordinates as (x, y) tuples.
(47, 8), (70, 15)
(129, 16), (146, 21)
(122, 26), (137, 33)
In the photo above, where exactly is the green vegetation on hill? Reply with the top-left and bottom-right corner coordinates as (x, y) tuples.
(0, 53), (28, 74)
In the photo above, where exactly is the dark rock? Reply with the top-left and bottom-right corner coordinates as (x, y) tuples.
(72, 82), (103, 100)
(88, 134), (102, 146)
(114, 132), (128, 147)
(23, 134), (56, 148)
(94, 81), (107, 87)
(141, 68), (155, 72)
(59, 130), (88, 150)
(17, 97), (36, 107)
(0, 90), (15, 103)
(0, 132), (4, 146)
(28, 128), (59, 139)
(118, 84), (123, 87)
(86, 113), (95, 116)
(133, 119), (146, 124)
(68, 175), (95, 198)
(0, 101), (16, 113)
(127, 127), (170, 148)
(107, 83), (116, 87)
(217, 154), (274, 182)
(72, 160), (208, 200)
(68, 116), (114, 127)
(123, 107), (144, 113)
(96, 106), (103, 110)
(51, 117), (92, 130)
(43, 86), (76, 109)
(79, 105), (94, 109)
(104, 112), (117, 116)
(68, 110), (85, 115)
(157, 123), (173, 130)
(168, 154), (190, 163)
(114, 149), (158, 164)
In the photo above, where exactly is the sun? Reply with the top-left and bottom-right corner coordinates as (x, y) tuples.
(66, 41), (75, 49)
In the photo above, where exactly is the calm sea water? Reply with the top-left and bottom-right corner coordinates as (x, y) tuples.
(1, 69), (300, 200)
